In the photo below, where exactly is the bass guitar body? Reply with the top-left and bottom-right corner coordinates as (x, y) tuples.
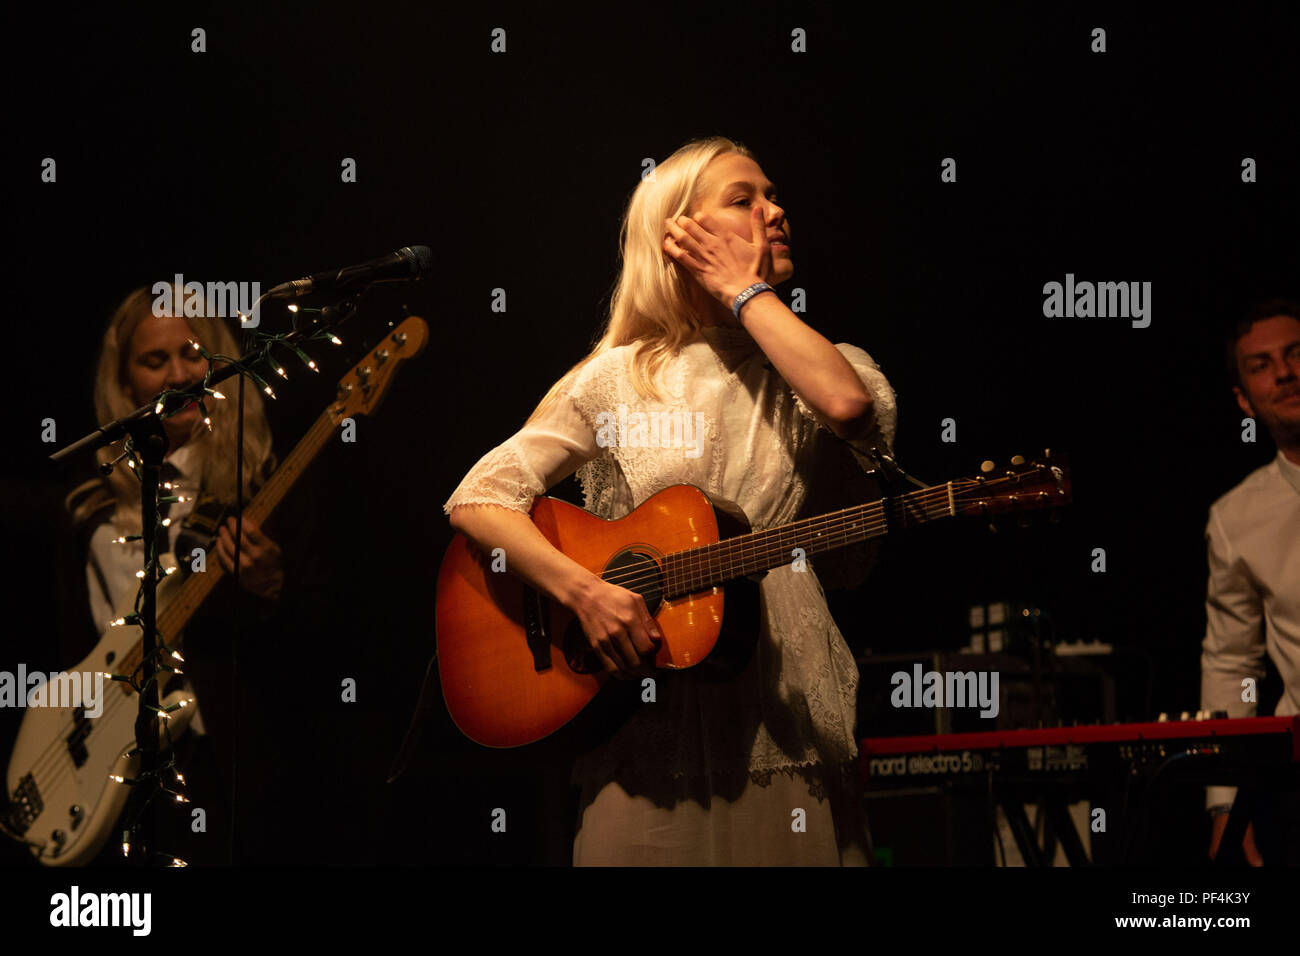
(436, 484), (760, 749)
(5, 610), (196, 865)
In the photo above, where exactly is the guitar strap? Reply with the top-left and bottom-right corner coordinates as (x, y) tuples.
(173, 491), (230, 579)
(863, 445), (929, 490)
(863, 446), (930, 539)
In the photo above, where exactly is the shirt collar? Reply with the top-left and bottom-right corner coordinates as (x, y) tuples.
(1276, 449), (1300, 497)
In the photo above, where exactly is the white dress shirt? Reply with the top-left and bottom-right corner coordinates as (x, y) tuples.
(1200, 449), (1300, 809)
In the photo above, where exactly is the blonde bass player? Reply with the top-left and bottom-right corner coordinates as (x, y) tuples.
(61, 284), (283, 864)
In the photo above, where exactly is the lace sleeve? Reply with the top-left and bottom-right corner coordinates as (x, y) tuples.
(442, 392), (601, 516)
(791, 343), (897, 456)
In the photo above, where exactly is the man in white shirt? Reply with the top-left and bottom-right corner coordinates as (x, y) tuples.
(1201, 300), (1300, 865)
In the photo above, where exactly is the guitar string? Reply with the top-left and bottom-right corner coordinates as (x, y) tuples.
(620, 500), (906, 594)
(605, 471), (1059, 594)
(671, 475), (1008, 593)
(644, 501), (904, 595)
(601, 480), (986, 592)
(663, 488), (939, 598)
(659, 502), (912, 594)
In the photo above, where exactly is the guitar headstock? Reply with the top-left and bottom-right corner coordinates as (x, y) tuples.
(950, 451), (1072, 521)
(328, 316), (429, 422)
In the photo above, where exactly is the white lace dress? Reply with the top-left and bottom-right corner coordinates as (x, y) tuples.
(443, 324), (898, 865)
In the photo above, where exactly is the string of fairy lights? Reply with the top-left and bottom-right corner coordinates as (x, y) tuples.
(102, 302), (341, 866)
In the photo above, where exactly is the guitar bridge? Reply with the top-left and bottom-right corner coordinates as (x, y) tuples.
(5, 773), (41, 835)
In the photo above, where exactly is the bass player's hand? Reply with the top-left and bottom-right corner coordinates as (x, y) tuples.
(216, 516), (284, 601)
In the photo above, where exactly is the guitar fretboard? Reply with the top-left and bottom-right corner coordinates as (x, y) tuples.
(658, 482), (959, 599)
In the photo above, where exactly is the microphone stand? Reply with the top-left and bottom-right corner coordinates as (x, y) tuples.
(120, 414), (167, 862)
(47, 294), (362, 864)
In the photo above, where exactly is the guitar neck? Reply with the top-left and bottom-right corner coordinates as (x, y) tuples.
(123, 408), (336, 659)
(661, 482), (957, 598)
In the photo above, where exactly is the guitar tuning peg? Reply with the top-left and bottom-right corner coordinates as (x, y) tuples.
(1010, 455), (1026, 466)
(980, 460), (995, 473)
(1044, 448), (1052, 458)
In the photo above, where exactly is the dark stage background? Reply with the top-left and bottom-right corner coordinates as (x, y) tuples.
(3, 2), (1297, 869)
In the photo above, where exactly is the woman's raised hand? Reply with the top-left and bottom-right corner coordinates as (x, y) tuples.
(663, 205), (772, 306)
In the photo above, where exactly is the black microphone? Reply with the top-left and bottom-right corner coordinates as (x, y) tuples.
(268, 245), (433, 299)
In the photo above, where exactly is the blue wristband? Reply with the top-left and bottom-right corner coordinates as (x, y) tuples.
(731, 282), (774, 319)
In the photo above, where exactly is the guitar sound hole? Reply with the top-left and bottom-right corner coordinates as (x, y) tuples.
(563, 549), (664, 675)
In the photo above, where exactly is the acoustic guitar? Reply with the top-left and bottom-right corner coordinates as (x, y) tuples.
(437, 452), (1071, 748)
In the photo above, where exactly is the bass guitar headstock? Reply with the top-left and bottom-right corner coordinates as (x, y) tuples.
(328, 316), (429, 422)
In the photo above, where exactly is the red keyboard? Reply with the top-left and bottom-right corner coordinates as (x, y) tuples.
(861, 715), (1300, 783)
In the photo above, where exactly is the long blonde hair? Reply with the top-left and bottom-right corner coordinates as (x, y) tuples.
(525, 135), (756, 424)
(67, 284), (275, 530)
